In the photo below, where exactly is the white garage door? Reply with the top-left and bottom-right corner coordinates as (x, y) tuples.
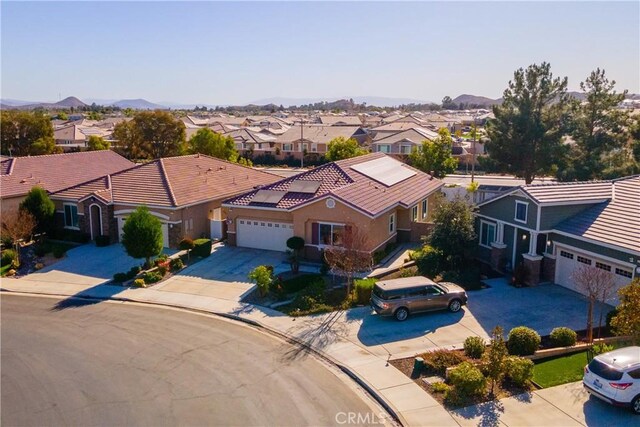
(117, 217), (170, 248)
(555, 248), (634, 305)
(236, 219), (293, 252)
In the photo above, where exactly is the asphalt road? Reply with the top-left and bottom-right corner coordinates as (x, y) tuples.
(1, 295), (387, 426)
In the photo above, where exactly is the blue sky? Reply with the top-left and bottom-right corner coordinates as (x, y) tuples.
(1, 1), (638, 105)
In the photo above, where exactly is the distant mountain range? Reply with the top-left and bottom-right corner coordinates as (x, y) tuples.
(248, 96), (432, 107)
(1, 97), (166, 110)
(451, 94), (502, 107)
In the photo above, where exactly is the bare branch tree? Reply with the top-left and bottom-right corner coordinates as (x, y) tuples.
(571, 263), (615, 343)
(323, 226), (373, 296)
(1, 210), (36, 265)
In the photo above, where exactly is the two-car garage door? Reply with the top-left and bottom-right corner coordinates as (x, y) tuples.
(236, 219), (293, 252)
(555, 246), (634, 305)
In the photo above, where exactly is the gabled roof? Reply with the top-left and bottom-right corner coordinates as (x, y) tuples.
(318, 115), (363, 126)
(51, 154), (279, 208)
(224, 153), (443, 217)
(0, 151), (134, 199)
(554, 176), (640, 254)
(372, 127), (438, 145)
(477, 180), (613, 207)
(276, 125), (363, 144)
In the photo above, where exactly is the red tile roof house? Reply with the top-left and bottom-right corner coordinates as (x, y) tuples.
(0, 151), (135, 216)
(222, 153), (443, 260)
(49, 154), (279, 247)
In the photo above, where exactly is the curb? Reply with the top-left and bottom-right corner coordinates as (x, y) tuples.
(1, 288), (405, 426)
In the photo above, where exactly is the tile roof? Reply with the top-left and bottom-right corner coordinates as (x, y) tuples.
(318, 115), (363, 126)
(276, 125), (363, 144)
(0, 151), (134, 199)
(554, 176), (640, 254)
(51, 154), (280, 208)
(522, 181), (612, 204)
(372, 127), (438, 144)
(224, 152), (443, 217)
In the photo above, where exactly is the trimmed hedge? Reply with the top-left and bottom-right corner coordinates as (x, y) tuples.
(281, 274), (324, 294)
(448, 362), (487, 398)
(507, 326), (541, 356)
(463, 336), (486, 359)
(505, 356), (534, 387)
(191, 238), (212, 258)
(1, 249), (17, 267)
(422, 349), (468, 375)
(550, 327), (577, 347)
(353, 278), (376, 305)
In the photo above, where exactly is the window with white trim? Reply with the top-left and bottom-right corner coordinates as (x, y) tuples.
(411, 206), (418, 222)
(595, 262), (611, 272)
(389, 213), (396, 234)
(283, 143), (293, 151)
(479, 221), (496, 248)
(515, 201), (528, 223)
(378, 144), (391, 153)
(319, 223), (345, 246)
(421, 199), (428, 219)
(615, 268), (633, 279)
(400, 145), (412, 155)
(64, 204), (79, 229)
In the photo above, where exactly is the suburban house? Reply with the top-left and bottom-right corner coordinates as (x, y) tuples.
(0, 151), (134, 214)
(271, 125), (369, 161)
(222, 153), (443, 260)
(475, 176), (639, 304)
(371, 127), (438, 156)
(49, 154), (279, 248)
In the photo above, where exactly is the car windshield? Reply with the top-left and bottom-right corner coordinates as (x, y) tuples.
(588, 359), (623, 381)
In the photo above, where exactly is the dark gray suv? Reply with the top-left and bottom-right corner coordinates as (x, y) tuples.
(370, 276), (468, 321)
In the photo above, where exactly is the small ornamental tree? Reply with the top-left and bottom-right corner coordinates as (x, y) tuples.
(325, 137), (367, 161)
(610, 278), (640, 344)
(248, 265), (273, 297)
(571, 264), (615, 343)
(1, 210), (36, 266)
(324, 227), (373, 296)
(286, 236), (305, 273)
(121, 206), (163, 267)
(484, 326), (508, 396)
(428, 194), (476, 271)
(87, 135), (110, 151)
(19, 186), (55, 234)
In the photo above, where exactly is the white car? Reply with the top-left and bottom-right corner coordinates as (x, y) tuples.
(583, 346), (640, 415)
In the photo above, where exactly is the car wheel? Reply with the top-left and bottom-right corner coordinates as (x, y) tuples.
(632, 395), (640, 415)
(395, 307), (409, 321)
(448, 299), (462, 313)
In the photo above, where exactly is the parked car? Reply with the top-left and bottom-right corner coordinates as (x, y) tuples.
(583, 346), (640, 415)
(370, 276), (468, 321)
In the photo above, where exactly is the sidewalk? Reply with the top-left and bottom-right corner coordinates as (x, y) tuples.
(0, 275), (458, 427)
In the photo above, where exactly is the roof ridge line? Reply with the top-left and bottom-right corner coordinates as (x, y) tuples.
(7, 157), (16, 175)
(157, 158), (178, 207)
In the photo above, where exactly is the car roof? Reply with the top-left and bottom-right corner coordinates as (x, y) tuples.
(595, 346), (640, 370)
(375, 276), (436, 291)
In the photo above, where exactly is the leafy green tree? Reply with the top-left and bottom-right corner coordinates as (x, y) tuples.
(56, 111), (69, 121)
(486, 62), (570, 184)
(442, 96), (457, 110)
(325, 137), (367, 161)
(86, 135), (110, 151)
(87, 111), (102, 121)
(409, 128), (459, 178)
(248, 265), (274, 297)
(611, 278), (640, 344)
(121, 206), (163, 266)
(1, 111), (57, 156)
(559, 69), (629, 181)
(19, 186), (55, 234)
(484, 326), (508, 396)
(113, 110), (185, 160)
(187, 128), (238, 161)
(428, 195), (476, 270)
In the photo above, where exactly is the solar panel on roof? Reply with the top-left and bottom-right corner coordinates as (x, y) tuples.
(350, 156), (416, 186)
(288, 180), (321, 194)
(251, 190), (287, 204)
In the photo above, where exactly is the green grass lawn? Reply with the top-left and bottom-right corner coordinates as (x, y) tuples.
(533, 351), (589, 388)
(1, 264), (11, 276)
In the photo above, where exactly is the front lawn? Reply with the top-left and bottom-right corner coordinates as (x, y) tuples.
(533, 351), (588, 388)
(1, 264), (11, 276)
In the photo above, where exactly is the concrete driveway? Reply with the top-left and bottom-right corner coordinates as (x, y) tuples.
(285, 277), (613, 359)
(155, 244), (315, 302)
(15, 244), (146, 287)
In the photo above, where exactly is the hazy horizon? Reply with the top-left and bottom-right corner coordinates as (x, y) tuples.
(2, 1), (638, 105)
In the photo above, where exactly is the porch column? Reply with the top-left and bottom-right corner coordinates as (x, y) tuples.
(527, 231), (538, 256)
(490, 221), (508, 272)
(522, 230), (542, 285)
(495, 221), (505, 244)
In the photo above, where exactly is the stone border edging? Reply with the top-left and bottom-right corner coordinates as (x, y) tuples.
(0, 288), (405, 427)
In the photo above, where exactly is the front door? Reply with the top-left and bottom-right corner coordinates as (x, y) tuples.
(90, 204), (102, 240)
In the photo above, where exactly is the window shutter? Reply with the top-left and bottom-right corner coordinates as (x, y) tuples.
(311, 222), (319, 245)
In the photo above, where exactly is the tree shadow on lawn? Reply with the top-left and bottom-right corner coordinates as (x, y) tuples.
(452, 399), (505, 427)
(50, 283), (126, 311)
(280, 309), (346, 362)
(347, 307), (464, 346)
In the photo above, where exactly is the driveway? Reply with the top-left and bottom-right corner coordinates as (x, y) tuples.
(154, 244), (318, 301)
(283, 277), (613, 359)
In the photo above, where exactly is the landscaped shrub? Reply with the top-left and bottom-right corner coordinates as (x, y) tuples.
(286, 236), (305, 252)
(292, 294), (317, 311)
(143, 271), (163, 284)
(248, 265), (273, 297)
(463, 336), (486, 359)
(127, 265), (142, 278)
(550, 327), (577, 347)
(593, 342), (614, 355)
(113, 272), (128, 283)
(1, 249), (17, 267)
(353, 278), (376, 305)
(431, 381), (451, 394)
(507, 326), (541, 356)
(280, 274), (324, 294)
(95, 235), (110, 247)
(157, 265), (168, 276)
(191, 238), (212, 258)
(52, 245), (66, 259)
(133, 278), (147, 288)
(170, 258), (184, 271)
(414, 245), (443, 278)
(448, 362), (487, 398)
(504, 356), (534, 387)
(154, 254), (169, 265)
(422, 349), (468, 375)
